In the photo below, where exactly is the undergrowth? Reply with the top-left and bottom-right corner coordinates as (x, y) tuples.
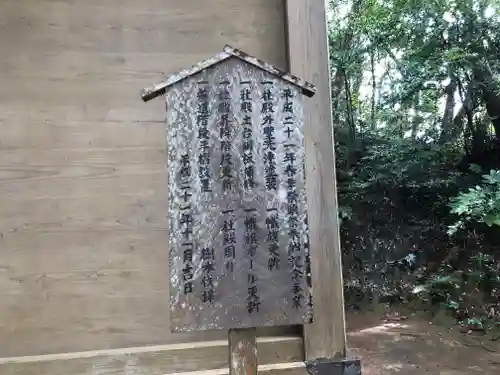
(412, 252), (500, 339)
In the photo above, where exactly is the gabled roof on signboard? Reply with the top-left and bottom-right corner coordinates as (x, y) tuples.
(140, 45), (316, 102)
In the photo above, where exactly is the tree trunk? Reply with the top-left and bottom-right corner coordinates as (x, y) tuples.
(452, 81), (478, 149)
(439, 77), (457, 143)
(352, 67), (364, 132)
(370, 48), (376, 130)
(344, 75), (356, 143)
(411, 92), (423, 139)
(329, 0), (364, 127)
(473, 64), (500, 138)
(331, 68), (345, 126)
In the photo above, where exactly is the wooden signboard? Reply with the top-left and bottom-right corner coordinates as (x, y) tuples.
(141, 45), (316, 334)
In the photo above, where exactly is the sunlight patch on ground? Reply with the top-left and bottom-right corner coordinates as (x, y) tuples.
(349, 322), (411, 336)
(382, 362), (417, 371)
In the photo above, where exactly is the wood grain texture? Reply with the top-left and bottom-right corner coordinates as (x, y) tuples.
(169, 362), (308, 375)
(172, 362), (308, 375)
(0, 0), (294, 358)
(285, 0), (348, 359)
(229, 329), (258, 375)
(0, 337), (302, 375)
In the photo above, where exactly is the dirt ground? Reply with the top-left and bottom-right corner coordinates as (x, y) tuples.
(346, 309), (500, 374)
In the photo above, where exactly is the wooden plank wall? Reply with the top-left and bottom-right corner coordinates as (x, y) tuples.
(286, 0), (347, 360)
(0, 337), (305, 375)
(0, 0), (292, 358)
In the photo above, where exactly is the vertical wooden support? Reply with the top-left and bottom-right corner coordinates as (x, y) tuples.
(285, 0), (348, 360)
(229, 328), (258, 375)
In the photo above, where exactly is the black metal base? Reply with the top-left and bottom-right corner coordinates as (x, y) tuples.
(305, 358), (361, 375)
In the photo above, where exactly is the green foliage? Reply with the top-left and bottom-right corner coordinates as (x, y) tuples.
(412, 253), (500, 333)
(336, 129), (462, 227)
(328, 0), (500, 140)
(352, 138), (459, 189)
(328, 0), (500, 334)
(448, 170), (500, 234)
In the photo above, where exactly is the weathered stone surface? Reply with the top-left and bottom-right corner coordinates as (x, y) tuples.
(165, 57), (313, 332)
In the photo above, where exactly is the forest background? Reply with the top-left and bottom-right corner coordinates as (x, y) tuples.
(327, 0), (500, 338)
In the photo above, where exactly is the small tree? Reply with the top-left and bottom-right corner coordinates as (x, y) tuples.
(448, 169), (500, 235)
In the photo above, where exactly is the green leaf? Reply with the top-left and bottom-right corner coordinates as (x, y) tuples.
(484, 214), (500, 227)
(469, 164), (483, 174)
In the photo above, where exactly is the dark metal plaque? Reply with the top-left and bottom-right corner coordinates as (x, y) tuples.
(166, 57), (312, 332)
(306, 359), (362, 375)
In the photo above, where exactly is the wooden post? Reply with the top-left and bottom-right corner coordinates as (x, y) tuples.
(141, 44), (324, 373)
(229, 328), (257, 375)
(285, 0), (348, 360)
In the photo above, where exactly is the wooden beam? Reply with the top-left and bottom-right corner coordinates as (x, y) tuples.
(285, 0), (347, 360)
(229, 328), (258, 375)
(162, 362), (308, 375)
(0, 337), (303, 375)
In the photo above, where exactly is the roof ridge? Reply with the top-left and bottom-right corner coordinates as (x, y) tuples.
(140, 45), (315, 102)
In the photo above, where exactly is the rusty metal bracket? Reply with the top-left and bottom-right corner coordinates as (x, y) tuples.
(305, 358), (361, 375)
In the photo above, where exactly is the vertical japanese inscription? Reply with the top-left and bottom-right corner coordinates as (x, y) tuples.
(240, 82), (255, 190)
(201, 246), (215, 304)
(179, 154), (194, 295)
(261, 81), (278, 191)
(218, 81), (234, 193)
(223, 209), (236, 273)
(245, 208), (261, 314)
(283, 88), (305, 310)
(266, 208), (280, 271)
(167, 58), (312, 332)
(197, 82), (212, 193)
